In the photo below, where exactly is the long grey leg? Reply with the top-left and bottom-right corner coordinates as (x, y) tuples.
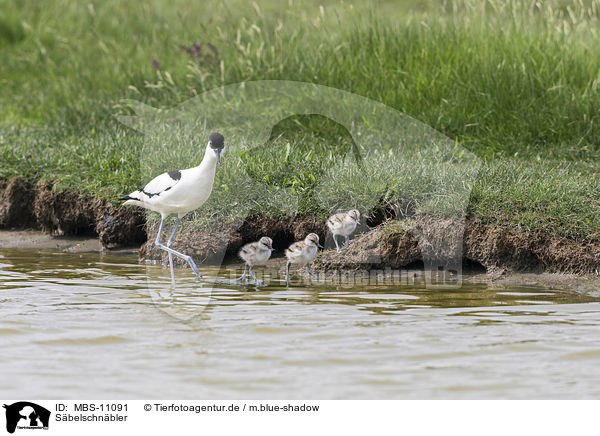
(306, 264), (319, 281)
(249, 266), (264, 287)
(166, 218), (181, 283)
(167, 218), (180, 247)
(345, 235), (350, 248)
(154, 217), (175, 280)
(285, 261), (291, 282)
(155, 217), (202, 278)
(334, 235), (341, 253)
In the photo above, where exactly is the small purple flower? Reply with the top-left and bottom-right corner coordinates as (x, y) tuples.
(181, 43), (219, 64)
(192, 43), (203, 57)
(207, 43), (218, 56)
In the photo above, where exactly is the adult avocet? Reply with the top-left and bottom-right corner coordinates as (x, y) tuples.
(285, 233), (322, 282)
(326, 209), (360, 252)
(121, 132), (225, 281)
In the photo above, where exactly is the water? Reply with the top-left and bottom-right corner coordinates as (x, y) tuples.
(1, 248), (600, 399)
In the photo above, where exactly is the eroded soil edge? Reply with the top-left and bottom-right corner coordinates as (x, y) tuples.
(1, 176), (598, 275)
(0, 177), (146, 247)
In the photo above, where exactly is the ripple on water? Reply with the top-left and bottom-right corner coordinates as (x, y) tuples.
(559, 350), (600, 360)
(0, 328), (24, 335)
(1, 248), (600, 399)
(34, 335), (132, 346)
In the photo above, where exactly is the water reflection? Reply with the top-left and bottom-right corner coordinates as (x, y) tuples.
(1, 248), (600, 399)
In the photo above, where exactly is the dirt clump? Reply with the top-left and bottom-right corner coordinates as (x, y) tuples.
(314, 218), (600, 275)
(463, 219), (600, 275)
(97, 206), (146, 247)
(0, 177), (37, 228)
(0, 177), (146, 248)
(34, 181), (100, 235)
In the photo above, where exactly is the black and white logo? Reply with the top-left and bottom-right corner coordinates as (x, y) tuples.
(3, 402), (50, 434)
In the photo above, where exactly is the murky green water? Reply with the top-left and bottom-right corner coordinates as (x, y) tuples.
(1, 248), (600, 399)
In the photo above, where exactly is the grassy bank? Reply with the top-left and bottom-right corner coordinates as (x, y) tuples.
(1, 0), (599, 241)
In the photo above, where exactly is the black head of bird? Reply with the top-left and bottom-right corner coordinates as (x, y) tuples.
(209, 132), (225, 165)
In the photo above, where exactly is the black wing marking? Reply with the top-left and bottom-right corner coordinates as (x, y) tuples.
(168, 170), (181, 181)
(122, 170), (182, 201)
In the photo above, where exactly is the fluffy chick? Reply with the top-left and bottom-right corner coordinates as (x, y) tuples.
(285, 233), (323, 281)
(239, 236), (274, 286)
(326, 209), (360, 252)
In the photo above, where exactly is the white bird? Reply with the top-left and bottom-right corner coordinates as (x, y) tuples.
(285, 233), (323, 281)
(326, 209), (360, 252)
(238, 236), (274, 286)
(121, 132), (225, 282)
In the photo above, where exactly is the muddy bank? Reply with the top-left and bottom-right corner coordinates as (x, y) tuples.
(312, 217), (600, 276)
(0, 177), (146, 248)
(0, 229), (103, 252)
(139, 213), (599, 276)
(2, 176), (598, 276)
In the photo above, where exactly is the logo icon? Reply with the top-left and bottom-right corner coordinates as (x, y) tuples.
(3, 402), (50, 434)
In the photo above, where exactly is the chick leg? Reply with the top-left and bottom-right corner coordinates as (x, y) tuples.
(285, 261), (291, 282)
(306, 264), (320, 281)
(238, 264), (248, 281)
(249, 266), (264, 287)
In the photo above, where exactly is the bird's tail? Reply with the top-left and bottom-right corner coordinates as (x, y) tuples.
(120, 190), (142, 201)
(120, 191), (144, 206)
(121, 193), (142, 203)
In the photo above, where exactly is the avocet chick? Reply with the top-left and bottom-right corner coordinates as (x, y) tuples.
(239, 237), (274, 286)
(327, 209), (360, 252)
(285, 233), (323, 281)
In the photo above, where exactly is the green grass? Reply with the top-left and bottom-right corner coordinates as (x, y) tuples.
(0, 0), (599, 238)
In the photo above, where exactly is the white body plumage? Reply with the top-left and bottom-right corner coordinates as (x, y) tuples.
(239, 237), (274, 267)
(285, 233), (322, 281)
(285, 237), (319, 265)
(326, 209), (360, 252)
(238, 237), (274, 286)
(327, 209), (360, 237)
(122, 142), (221, 217)
(121, 132), (225, 282)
